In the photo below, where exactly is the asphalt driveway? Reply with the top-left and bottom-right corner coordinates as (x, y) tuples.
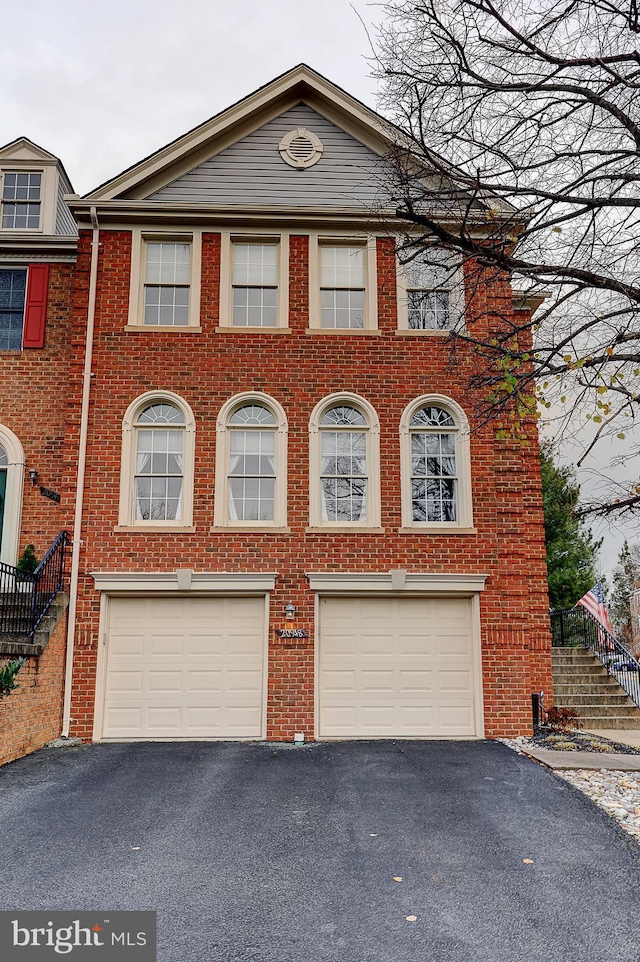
(0, 740), (638, 962)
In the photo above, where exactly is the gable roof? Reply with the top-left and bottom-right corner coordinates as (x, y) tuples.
(0, 137), (74, 191)
(83, 64), (402, 202)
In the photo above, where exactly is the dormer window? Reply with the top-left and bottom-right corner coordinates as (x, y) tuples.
(1, 172), (42, 229)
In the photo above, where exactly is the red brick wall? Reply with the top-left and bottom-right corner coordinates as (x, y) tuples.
(0, 262), (76, 557)
(67, 230), (552, 741)
(0, 612), (68, 766)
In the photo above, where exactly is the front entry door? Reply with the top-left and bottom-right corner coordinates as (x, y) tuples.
(0, 465), (6, 558)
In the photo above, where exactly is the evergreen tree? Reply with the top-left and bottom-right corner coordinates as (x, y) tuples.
(540, 442), (601, 610)
(610, 541), (640, 645)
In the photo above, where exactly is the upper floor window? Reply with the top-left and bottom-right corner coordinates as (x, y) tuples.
(119, 392), (195, 528)
(0, 270), (26, 350)
(219, 233), (289, 329)
(309, 394), (380, 528)
(214, 393), (288, 528)
(320, 246), (364, 329)
(144, 241), (190, 326)
(232, 243), (278, 326)
(397, 249), (465, 332)
(1, 172), (41, 229)
(127, 231), (202, 329)
(400, 396), (473, 528)
(309, 236), (378, 332)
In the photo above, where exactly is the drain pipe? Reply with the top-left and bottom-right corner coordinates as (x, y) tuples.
(62, 206), (100, 738)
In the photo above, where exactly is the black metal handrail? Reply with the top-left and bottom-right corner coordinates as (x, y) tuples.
(0, 531), (71, 637)
(551, 606), (640, 708)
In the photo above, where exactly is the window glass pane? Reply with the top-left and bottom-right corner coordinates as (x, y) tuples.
(229, 477), (275, 521)
(137, 403), (185, 424)
(145, 243), (190, 284)
(232, 286), (277, 326)
(408, 290), (450, 330)
(321, 289), (364, 329)
(321, 478), (367, 522)
(410, 420), (458, 522)
(320, 246), (363, 287)
(320, 406), (365, 426)
(321, 431), (366, 476)
(144, 286), (189, 326)
(233, 244), (277, 285)
(410, 406), (455, 428)
(229, 405), (276, 426)
(0, 270), (26, 350)
(405, 255), (450, 290)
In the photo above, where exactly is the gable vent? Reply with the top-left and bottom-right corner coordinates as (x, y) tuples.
(279, 128), (324, 170)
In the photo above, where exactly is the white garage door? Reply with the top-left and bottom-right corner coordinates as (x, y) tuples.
(101, 596), (265, 740)
(318, 596), (480, 738)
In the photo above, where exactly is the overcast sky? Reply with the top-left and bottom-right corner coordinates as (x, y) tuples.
(2, 0), (633, 581)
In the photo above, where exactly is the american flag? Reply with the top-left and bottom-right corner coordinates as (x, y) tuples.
(576, 581), (615, 640)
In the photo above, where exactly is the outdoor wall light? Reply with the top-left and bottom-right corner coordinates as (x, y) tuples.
(28, 468), (38, 486)
(285, 602), (296, 620)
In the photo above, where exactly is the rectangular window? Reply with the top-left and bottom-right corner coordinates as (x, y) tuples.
(0, 270), (26, 350)
(232, 243), (278, 327)
(144, 241), (191, 326)
(411, 431), (457, 522)
(400, 250), (465, 332)
(1, 172), (41, 229)
(320, 246), (364, 329)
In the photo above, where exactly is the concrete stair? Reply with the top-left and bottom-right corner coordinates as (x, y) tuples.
(0, 592), (69, 656)
(552, 647), (640, 730)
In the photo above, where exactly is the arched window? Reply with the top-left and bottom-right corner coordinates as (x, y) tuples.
(214, 393), (287, 528)
(309, 394), (380, 528)
(119, 392), (195, 528)
(400, 397), (472, 528)
(0, 425), (25, 565)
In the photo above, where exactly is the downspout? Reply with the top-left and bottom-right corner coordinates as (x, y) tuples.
(62, 206), (100, 737)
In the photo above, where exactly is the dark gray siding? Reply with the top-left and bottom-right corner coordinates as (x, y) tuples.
(148, 104), (395, 209)
(55, 176), (77, 236)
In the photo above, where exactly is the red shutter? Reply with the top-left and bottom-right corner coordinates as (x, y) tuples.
(22, 264), (50, 349)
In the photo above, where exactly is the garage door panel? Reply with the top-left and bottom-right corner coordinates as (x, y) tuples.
(102, 596), (265, 740)
(319, 596), (479, 738)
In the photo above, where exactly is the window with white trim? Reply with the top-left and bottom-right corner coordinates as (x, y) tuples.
(128, 231), (201, 329)
(144, 242), (190, 326)
(397, 249), (465, 332)
(400, 396), (473, 528)
(214, 393), (288, 528)
(1, 172), (41, 229)
(0, 424), (25, 565)
(320, 246), (364, 329)
(119, 392), (195, 528)
(309, 394), (380, 528)
(232, 242), (278, 326)
(309, 236), (378, 331)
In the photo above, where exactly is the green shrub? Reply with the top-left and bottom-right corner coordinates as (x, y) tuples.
(0, 658), (25, 698)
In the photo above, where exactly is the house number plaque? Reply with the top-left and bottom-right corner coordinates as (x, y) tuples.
(40, 486), (61, 503)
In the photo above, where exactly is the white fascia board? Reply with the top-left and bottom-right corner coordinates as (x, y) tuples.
(306, 572), (489, 594)
(91, 571), (277, 593)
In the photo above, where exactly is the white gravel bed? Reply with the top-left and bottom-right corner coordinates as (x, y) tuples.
(500, 736), (640, 844)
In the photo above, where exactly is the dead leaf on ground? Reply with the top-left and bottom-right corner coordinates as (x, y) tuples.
(369, 833), (378, 837)
(405, 915), (417, 922)
(131, 846), (141, 851)
(393, 877), (403, 882)
(523, 859), (534, 864)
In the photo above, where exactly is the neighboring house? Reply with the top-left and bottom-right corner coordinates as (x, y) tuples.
(631, 583), (640, 657)
(0, 137), (77, 764)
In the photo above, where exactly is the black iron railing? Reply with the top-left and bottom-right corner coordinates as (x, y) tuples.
(0, 531), (71, 637)
(551, 606), (640, 708)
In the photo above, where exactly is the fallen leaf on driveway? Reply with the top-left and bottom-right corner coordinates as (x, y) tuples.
(405, 915), (417, 922)
(523, 859), (533, 864)
(131, 846), (141, 851)
(369, 834), (378, 837)
(393, 877), (403, 882)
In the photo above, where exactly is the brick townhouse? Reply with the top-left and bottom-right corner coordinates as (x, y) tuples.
(2, 65), (552, 754)
(0, 137), (77, 763)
